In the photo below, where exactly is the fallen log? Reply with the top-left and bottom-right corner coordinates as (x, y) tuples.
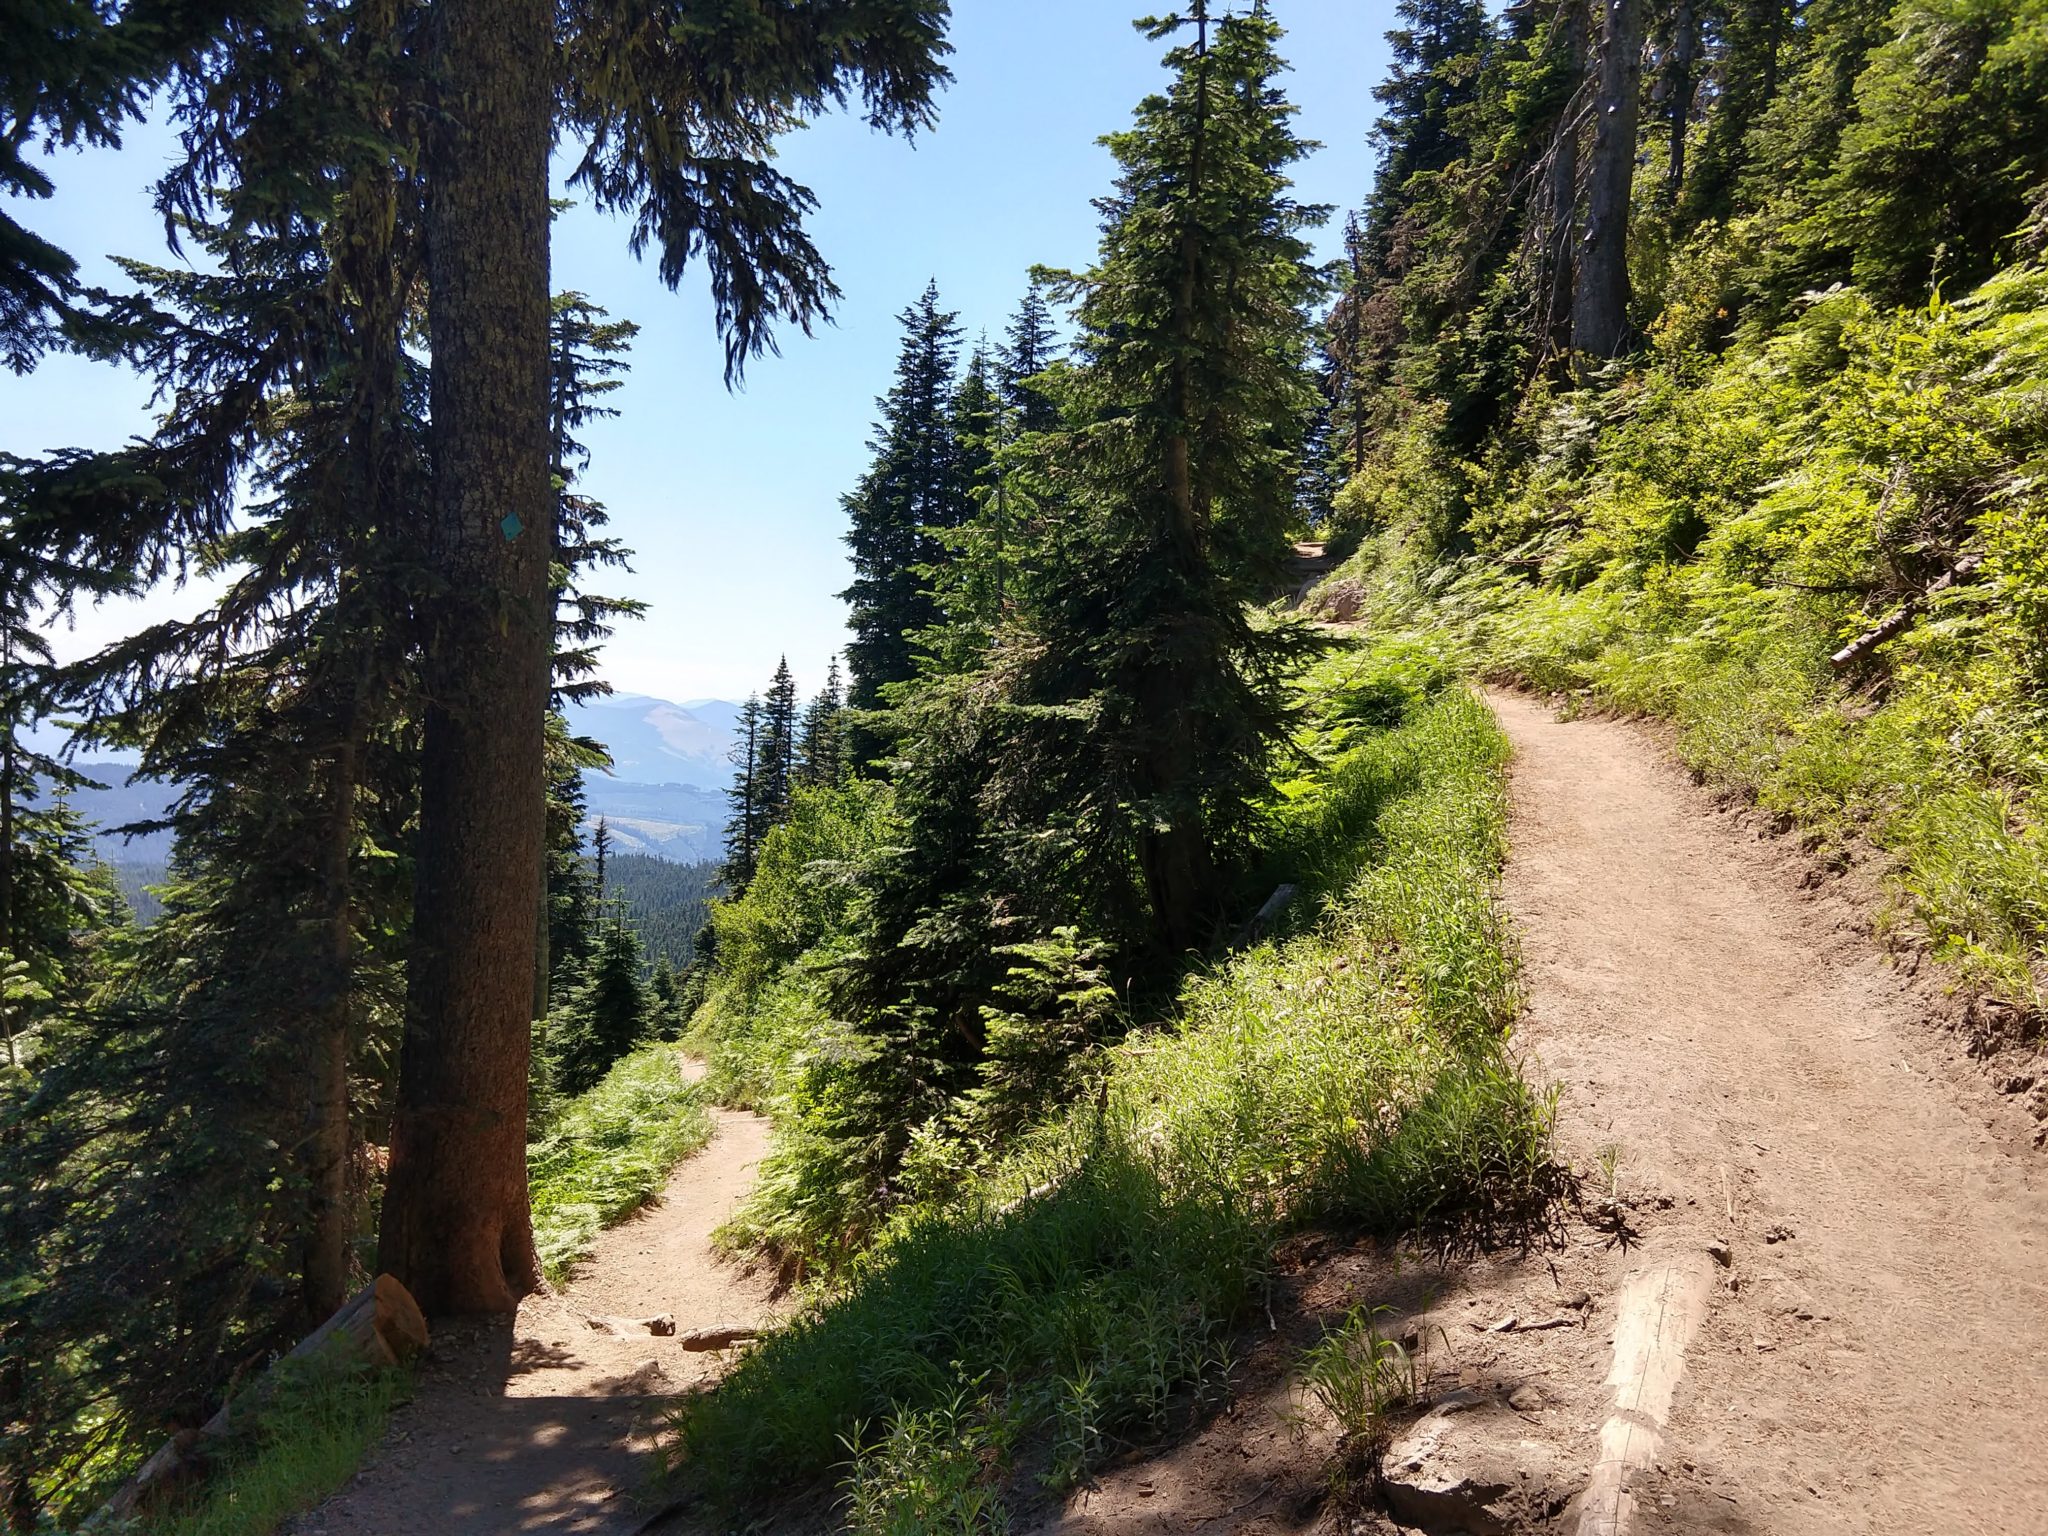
(676, 1323), (760, 1352)
(88, 1274), (427, 1527)
(1829, 553), (1983, 670)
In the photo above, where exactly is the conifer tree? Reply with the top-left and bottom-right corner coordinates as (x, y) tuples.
(999, 280), (1063, 434)
(936, 340), (1008, 649)
(1021, 2), (1325, 952)
(383, 1), (952, 1314)
(797, 658), (847, 789)
(1, 1), (266, 371)
(547, 919), (651, 1096)
(723, 694), (765, 892)
(1364, 0), (1493, 260)
(841, 282), (972, 709)
(1572, 0), (1644, 357)
(758, 657), (801, 829)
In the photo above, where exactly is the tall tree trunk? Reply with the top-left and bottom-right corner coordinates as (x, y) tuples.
(376, 0), (552, 1316)
(1544, 0), (1589, 357)
(1572, 0), (1644, 360)
(1664, 0), (1698, 202)
(303, 696), (363, 1324)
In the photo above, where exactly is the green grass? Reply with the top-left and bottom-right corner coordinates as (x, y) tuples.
(529, 1040), (716, 1284)
(1344, 533), (2048, 1011)
(140, 1366), (407, 1536)
(129, 1040), (714, 1536)
(668, 661), (1556, 1513)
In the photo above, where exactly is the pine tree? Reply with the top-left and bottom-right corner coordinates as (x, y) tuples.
(934, 341), (1008, 651)
(723, 694), (765, 892)
(758, 657), (801, 829)
(547, 919), (651, 1097)
(382, 1), (952, 1315)
(797, 658), (847, 789)
(999, 280), (1063, 434)
(1364, 0), (1493, 260)
(1019, 3), (1326, 952)
(1572, 0), (1645, 358)
(1, 2), (263, 371)
(841, 282), (971, 709)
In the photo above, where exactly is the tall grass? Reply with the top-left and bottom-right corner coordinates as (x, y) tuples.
(529, 1040), (715, 1283)
(669, 667), (1555, 1511)
(139, 1367), (407, 1536)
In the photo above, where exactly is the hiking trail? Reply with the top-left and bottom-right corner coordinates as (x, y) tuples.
(1485, 690), (2048, 1534)
(1033, 688), (2048, 1536)
(287, 1063), (773, 1536)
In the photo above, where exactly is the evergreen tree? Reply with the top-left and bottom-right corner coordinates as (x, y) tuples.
(797, 658), (847, 789)
(382, 1), (952, 1315)
(1020, 3), (1326, 952)
(840, 282), (972, 709)
(723, 694), (765, 891)
(1572, 0), (1645, 358)
(933, 340), (1009, 651)
(999, 279), (1063, 434)
(547, 919), (651, 1097)
(1364, 0), (1493, 259)
(758, 657), (800, 829)
(1, 1), (265, 371)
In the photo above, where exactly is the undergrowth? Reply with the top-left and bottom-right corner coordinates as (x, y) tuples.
(669, 650), (1556, 1515)
(137, 1366), (407, 1536)
(1320, 264), (2048, 1014)
(528, 1040), (715, 1284)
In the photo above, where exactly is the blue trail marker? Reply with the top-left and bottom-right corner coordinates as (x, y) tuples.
(500, 512), (524, 541)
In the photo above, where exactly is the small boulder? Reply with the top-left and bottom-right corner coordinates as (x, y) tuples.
(1381, 1403), (1565, 1536)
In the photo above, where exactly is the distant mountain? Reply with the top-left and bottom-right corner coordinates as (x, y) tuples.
(582, 778), (728, 862)
(567, 692), (741, 863)
(21, 691), (741, 869)
(565, 693), (737, 790)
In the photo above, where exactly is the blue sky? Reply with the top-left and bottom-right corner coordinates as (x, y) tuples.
(2, 1), (1394, 705)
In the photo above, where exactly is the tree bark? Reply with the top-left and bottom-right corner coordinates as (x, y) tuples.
(1665, 0), (1699, 202)
(1543, 0), (1589, 356)
(302, 708), (360, 1323)
(376, 0), (552, 1315)
(1572, 0), (1644, 361)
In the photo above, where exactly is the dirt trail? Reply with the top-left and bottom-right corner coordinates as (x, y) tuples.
(1492, 691), (2048, 1534)
(288, 1074), (774, 1536)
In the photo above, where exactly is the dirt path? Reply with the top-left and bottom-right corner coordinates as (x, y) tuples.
(1491, 691), (2048, 1534)
(288, 1081), (774, 1536)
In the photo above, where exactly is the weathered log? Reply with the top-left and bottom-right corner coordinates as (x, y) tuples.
(88, 1275), (427, 1526)
(675, 1323), (759, 1352)
(1829, 553), (1984, 671)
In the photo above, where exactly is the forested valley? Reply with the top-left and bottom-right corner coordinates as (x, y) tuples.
(2, 0), (2046, 1532)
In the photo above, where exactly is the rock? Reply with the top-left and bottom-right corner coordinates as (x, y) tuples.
(1707, 1238), (1732, 1267)
(642, 1314), (677, 1337)
(1562, 1290), (1592, 1310)
(1380, 1408), (1563, 1536)
(1507, 1386), (1544, 1413)
(1763, 1224), (1795, 1244)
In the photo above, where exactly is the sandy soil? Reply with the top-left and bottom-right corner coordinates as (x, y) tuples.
(1028, 691), (2048, 1535)
(286, 1077), (774, 1536)
(1489, 690), (2048, 1534)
